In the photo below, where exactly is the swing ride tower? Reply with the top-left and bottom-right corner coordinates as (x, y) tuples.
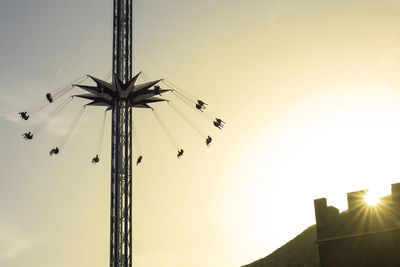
(20, 1), (225, 266)
(110, 0), (133, 266)
(91, 1), (166, 265)
(73, 1), (168, 264)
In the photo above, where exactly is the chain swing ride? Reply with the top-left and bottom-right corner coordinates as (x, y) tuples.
(20, 73), (225, 160)
(18, 1), (224, 266)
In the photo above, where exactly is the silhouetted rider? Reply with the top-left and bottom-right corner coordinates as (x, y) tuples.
(22, 132), (33, 140)
(49, 147), (59, 156)
(46, 93), (54, 103)
(205, 136), (212, 146)
(136, 155), (143, 165)
(19, 112), (29, 120)
(177, 149), (184, 158)
(92, 155), (100, 164)
(195, 100), (207, 111)
(153, 85), (161, 95)
(213, 118), (225, 129)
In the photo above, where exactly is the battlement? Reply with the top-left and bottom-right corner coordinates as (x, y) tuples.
(314, 183), (400, 267)
(346, 189), (368, 210)
(393, 183), (400, 204)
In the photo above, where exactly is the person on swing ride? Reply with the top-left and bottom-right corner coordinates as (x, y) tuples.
(46, 93), (54, 103)
(92, 154), (100, 164)
(213, 118), (225, 129)
(195, 100), (207, 111)
(19, 111), (29, 120)
(22, 132), (33, 140)
(49, 147), (60, 156)
(153, 85), (161, 95)
(177, 149), (184, 158)
(205, 135), (212, 146)
(136, 155), (143, 165)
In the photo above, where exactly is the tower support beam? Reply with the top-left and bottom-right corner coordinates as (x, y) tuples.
(110, 0), (133, 266)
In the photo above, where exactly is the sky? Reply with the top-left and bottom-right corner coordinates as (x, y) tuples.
(1, 0), (400, 266)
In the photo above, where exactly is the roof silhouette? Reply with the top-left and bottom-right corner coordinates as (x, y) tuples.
(242, 225), (319, 267)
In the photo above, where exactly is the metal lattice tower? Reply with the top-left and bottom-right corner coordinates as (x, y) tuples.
(20, 1), (225, 266)
(76, 7), (166, 266)
(111, 0), (133, 266)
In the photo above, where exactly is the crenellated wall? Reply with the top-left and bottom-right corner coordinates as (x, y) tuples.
(314, 183), (400, 267)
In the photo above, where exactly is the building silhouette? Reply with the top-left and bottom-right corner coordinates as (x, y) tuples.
(243, 183), (400, 267)
(314, 183), (400, 267)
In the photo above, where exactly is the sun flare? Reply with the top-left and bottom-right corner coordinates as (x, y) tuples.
(364, 191), (381, 206)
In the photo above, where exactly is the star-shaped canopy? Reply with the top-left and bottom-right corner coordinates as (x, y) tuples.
(74, 73), (169, 109)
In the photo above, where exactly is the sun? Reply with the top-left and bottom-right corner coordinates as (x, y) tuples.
(364, 191), (381, 206)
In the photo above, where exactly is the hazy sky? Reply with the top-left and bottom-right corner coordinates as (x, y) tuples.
(1, 0), (400, 266)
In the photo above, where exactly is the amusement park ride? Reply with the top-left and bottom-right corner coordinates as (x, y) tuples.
(19, 1), (224, 266)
